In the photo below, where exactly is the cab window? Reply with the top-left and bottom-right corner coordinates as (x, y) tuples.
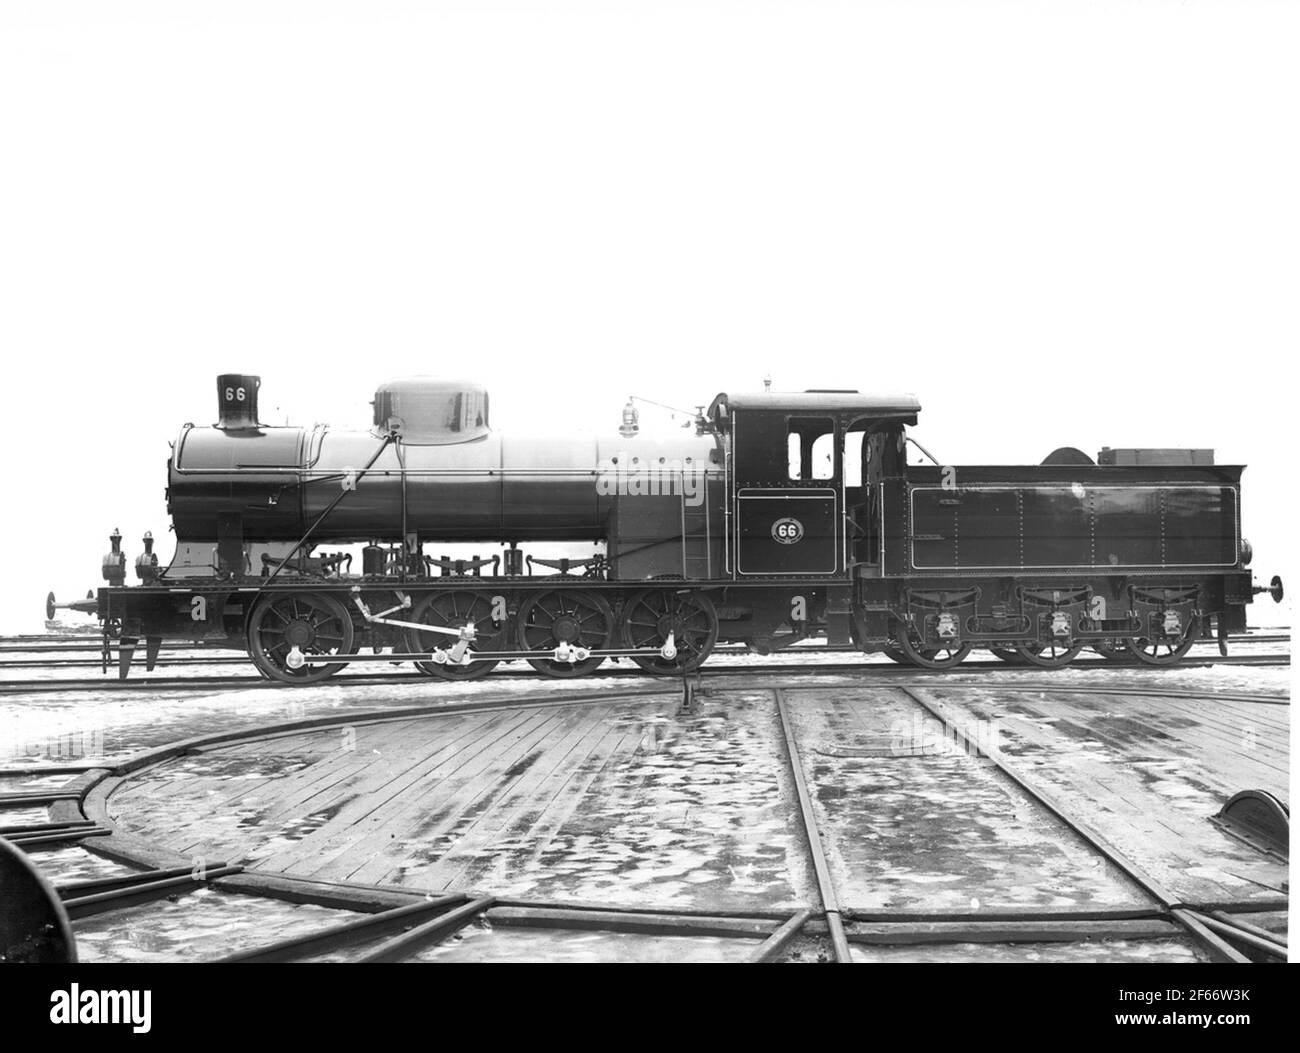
(787, 417), (835, 481)
(844, 429), (865, 487)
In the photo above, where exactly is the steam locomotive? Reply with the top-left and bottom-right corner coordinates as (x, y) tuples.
(59, 373), (1282, 682)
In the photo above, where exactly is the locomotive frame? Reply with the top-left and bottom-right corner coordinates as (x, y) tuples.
(73, 376), (1282, 683)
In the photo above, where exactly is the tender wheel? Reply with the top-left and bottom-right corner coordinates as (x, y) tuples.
(1128, 615), (1200, 666)
(247, 592), (355, 684)
(405, 590), (504, 680)
(1092, 639), (1133, 663)
(1012, 640), (1084, 669)
(988, 646), (1027, 665)
(893, 621), (972, 670)
(517, 590), (613, 677)
(622, 588), (719, 674)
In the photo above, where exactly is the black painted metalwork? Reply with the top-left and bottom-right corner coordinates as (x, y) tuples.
(67, 375), (1282, 681)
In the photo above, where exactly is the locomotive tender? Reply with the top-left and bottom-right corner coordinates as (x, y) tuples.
(70, 373), (1283, 682)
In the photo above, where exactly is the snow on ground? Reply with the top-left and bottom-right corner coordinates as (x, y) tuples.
(0, 636), (1288, 769)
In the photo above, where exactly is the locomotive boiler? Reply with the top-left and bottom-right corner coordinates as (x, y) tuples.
(70, 373), (1283, 683)
(165, 375), (719, 582)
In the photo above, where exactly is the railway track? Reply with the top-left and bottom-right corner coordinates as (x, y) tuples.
(4, 632), (1290, 659)
(1, 646), (1290, 673)
(6, 686), (814, 962)
(7, 626), (1289, 652)
(771, 684), (1287, 963)
(861, 686), (1282, 961)
(0, 650), (1289, 695)
(3, 673), (1287, 963)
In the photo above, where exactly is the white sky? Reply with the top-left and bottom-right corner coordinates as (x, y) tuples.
(1, 0), (1294, 634)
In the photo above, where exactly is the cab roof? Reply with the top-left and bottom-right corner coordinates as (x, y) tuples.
(708, 390), (921, 424)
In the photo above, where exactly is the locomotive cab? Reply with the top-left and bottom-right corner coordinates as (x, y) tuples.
(708, 390), (921, 579)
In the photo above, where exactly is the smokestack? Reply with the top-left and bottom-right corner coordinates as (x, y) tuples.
(216, 374), (261, 429)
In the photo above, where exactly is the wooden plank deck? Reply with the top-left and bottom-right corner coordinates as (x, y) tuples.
(783, 687), (1156, 913)
(104, 681), (1288, 927)
(908, 685), (1289, 908)
(107, 693), (814, 913)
